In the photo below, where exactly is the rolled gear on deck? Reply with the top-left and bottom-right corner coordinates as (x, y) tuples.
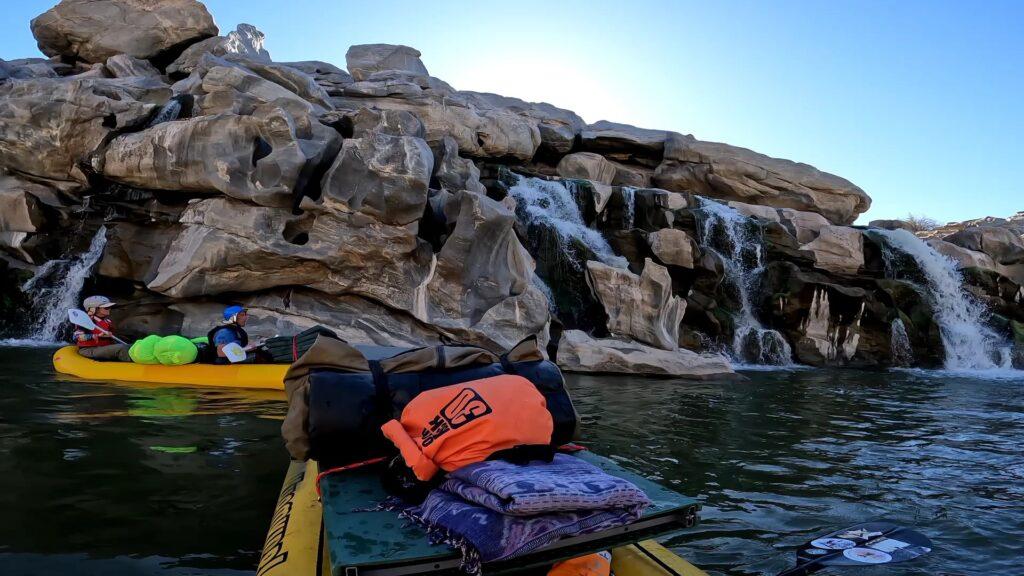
(281, 336), (578, 465)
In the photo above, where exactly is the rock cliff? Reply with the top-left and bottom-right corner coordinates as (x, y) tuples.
(2, 0), (1020, 375)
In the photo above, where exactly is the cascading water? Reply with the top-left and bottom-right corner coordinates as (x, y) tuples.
(890, 317), (914, 367)
(695, 198), (792, 365)
(507, 174), (627, 331)
(2, 227), (108, 346)
(621, 186), (636, 230)
(874, 228), (1011, 370)
(507, 174), (626, 268)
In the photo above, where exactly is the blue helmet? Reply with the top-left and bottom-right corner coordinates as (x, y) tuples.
(223, 305), (246, 321)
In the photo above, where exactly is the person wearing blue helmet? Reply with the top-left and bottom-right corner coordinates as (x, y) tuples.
(207, 305), (253, 364)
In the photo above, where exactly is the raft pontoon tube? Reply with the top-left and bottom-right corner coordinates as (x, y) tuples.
(52, 346), (288, 390)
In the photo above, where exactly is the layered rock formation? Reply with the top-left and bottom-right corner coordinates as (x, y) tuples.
(2, 0), (1019, 375)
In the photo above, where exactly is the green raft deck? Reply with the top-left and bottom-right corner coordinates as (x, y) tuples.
(318, 451), (701, 576)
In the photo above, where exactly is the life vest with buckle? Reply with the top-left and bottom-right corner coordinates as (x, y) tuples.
(207, 324), (249, 349)
(75, 316), (116, 348)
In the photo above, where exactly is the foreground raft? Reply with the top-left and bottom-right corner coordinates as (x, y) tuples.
(259, 454), (709, 576)
(52, 346), (288, 390)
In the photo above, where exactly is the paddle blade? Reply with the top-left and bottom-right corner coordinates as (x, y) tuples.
(222, 342), (247, 363)
(785, 522), (931, 575)
(68, 309), (97, 330)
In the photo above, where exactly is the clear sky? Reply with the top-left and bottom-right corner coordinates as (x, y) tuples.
(2, 1), (1021, 224)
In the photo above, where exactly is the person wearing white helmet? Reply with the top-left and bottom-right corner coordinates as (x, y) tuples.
(73, 295), (131, 362)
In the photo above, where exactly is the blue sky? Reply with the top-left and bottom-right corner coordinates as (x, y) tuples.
(3, 1), (1021, 224)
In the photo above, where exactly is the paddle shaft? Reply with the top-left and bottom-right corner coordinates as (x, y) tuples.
(775, 526), (902, 576)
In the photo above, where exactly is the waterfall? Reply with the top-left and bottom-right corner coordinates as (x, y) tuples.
(3, 227), (108, 346)
(621, 186), (636, 230)
(874, 228), (1011, 370)
(695, 198), (792, 365)
(507, 174), (626, 268)
(146, 98), (183, 127)
(890, 317), (914, 367)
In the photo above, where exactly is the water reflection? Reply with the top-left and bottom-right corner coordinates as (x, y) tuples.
(0, 346), (288, 575)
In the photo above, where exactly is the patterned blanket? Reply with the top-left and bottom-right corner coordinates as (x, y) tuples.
(405, 454), (650, 567)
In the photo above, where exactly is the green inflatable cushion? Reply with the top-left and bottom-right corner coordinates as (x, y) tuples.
(129, 335), (163, 365)
(153, 335), (198, 366)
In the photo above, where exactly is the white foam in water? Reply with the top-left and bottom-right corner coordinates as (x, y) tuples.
(507, 174), (627, 268)
(875, 228), (1013, 371)
(696, 198), (792, 365)
(0, 227), (108, 347)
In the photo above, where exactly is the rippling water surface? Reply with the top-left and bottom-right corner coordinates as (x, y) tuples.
(568, 369), (1024, 576)
(1, 346), (1021, 575)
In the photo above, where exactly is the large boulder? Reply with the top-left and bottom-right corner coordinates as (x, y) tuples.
(646, 228), (695, 268)
(167, 24), (271, 76)
(654, 138), (871, 225)
(147, 197), (433, 306)
(331, 92), (542, 160)
(586, 258), (687, 350)
(431, 136), (486, 193)
(346, 44), (429, 81)
(945, 226), (1024, 265)
(102, 111), (340, 208)
(556, 152), (617, 185)
(459, 92), (584, 154)
(556, 330), (735, 378)
(104, 54), (162, 78)
(424, 191), (550, 349)
(580, 121), (670, 162)
(172, 290), (446, 348)
(283, 61), (353, 96)
(0, 76), (169, 187)
(30, 0), (218, 64)
(0, 182), (46, 234)
(194, 63), (327, 115)
(318, 131), (433, 225)
(799, 225), (864, 275)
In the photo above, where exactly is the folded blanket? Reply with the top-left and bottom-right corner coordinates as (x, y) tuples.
(407, 489), (639, 564)
(442, 454), (651, 516)
(405, 454), (651, 566)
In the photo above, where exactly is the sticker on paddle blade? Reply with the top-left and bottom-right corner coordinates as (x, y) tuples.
(869, 538), (910, 553)
(843, 547), (892, 564)
(837, 529), (884, 540)
(811, 537), (856, 550)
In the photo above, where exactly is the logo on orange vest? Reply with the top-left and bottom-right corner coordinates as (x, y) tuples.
(421, 388), (493, 447)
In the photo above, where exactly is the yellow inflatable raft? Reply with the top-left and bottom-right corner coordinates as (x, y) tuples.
(258, 460), (708, 576)
(52, 346), (288, 390)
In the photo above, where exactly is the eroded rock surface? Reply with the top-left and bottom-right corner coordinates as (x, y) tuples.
(31, 0), (218, 63)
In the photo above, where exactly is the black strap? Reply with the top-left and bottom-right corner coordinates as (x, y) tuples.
(499, 353), (517, 375)
(435, 345), (446, 369)
(368, 360), (390, 418)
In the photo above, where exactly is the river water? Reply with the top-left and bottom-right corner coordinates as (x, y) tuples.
(1, 346), (1021, 575)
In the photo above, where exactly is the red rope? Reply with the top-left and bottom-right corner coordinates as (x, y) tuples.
(291, 335), (299, 362)
(315, 457), (387, 497)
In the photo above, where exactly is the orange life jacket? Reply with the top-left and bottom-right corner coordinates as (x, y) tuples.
(380, 374), (554, 481)
(548, 552), (612, 576)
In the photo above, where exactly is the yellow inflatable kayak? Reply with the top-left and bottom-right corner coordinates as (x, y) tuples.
(259, 460), (708, 576)
(52, 346), (288, 390)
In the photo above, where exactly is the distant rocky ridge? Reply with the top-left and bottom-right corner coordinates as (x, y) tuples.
(1, 0), (1020, 375)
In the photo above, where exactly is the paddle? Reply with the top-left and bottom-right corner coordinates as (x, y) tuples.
(67, 309), (129, 346)
(222, 342), (248, 363)
(776, 521), (932, 576)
